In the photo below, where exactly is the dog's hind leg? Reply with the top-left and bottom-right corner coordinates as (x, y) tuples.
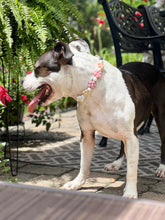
(153, 105), (165, 178)
(63, 130), (95, 190)
(137, 114), (153, 135)
(104, 141), (125, 171)
(99, 136), (108, 147)
(123, 135), (139, 198)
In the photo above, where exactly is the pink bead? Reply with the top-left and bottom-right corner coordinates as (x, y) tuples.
(94, 70), (102, 78)
(88, 79), (96, 89)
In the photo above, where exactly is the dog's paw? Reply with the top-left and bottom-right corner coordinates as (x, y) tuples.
(123, 191), (137, 199)
(123, 186), (137, 199)
(104, 163), (120, 171)
(104, 156), (124, 171)
(62, 180), (83, 190)
(123, 182), (138, 199)
(156, 164), (165, 178)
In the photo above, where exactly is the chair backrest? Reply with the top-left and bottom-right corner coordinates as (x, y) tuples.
(145, 5), (165, 35)
(98, 0), (165, 70)
(144, 5), (165, 50)
(98, 0), (152, 66)
(100, 0), (152, 51)
(107, 1), (151, 37)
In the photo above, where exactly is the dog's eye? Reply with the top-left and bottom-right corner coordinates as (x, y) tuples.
(76, 45), (81, 52)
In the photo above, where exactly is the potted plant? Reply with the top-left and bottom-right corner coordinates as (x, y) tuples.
(0, 66), (32, 127)
(0, 86), (31, 127)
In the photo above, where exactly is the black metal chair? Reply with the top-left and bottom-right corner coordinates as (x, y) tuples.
(98, 0), (165, 70)
(98, 0), (165, 147)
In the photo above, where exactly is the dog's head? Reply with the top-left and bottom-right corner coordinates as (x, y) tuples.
(22, 40), (93, 113)
(69, 39), (91, 54)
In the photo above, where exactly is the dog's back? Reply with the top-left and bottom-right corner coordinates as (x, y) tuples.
(119, 62), (161, 91)
(118, 62), (165, 130)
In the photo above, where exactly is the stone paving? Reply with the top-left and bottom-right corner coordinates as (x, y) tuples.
(18, 109), (161, 177)
(1, 109), (165, 202)
(17, 132), (160, 177)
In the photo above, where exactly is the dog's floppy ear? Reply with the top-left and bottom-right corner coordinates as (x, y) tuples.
(54, 42), (73, 65)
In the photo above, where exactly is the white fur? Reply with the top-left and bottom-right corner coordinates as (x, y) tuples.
(104, 155), (125, 171)
(23, 40), (139, 198)
(69, 40), (91, 54)
(156, 164), (165, 178)
(63, 131), (94, 190)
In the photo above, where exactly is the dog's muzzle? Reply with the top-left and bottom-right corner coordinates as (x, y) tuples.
(28, 84), (52, 113)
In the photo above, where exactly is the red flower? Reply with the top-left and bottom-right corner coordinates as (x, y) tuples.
(94, 18), (99, 22)
(135, 11), (142, 16)
(134, 17), (138, 21)
(0, 85), (13, 106)
(12, 79), (17, 84)
(27, 100), (30, 104)
(119, 14), (125, 20)
(139, 22), (144, 28)
(27, 71), (32, 75)
(99, 20), (105, 25)
(21, 95), (27, 101)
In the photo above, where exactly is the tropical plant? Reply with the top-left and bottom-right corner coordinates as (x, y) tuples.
(0, 0), (82, 131)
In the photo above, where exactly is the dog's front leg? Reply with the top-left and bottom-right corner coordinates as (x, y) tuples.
(63, 130), (95, 190)
(123, 135), (139, 198)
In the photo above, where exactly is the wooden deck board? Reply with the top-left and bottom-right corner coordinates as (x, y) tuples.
(0, 182), (165, 220)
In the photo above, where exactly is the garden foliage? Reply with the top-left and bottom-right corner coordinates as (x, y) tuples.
(0, 0), (82, 130)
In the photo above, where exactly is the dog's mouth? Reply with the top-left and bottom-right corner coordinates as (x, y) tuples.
(28, 84), (52, 113)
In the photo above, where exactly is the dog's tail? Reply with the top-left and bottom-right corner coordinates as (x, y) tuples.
(119, 62), (161, 90)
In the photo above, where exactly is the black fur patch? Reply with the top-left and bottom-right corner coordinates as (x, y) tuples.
(120, 62), (160, 90)
(34, 49), (60, 77)
(120, 62), (157, 133)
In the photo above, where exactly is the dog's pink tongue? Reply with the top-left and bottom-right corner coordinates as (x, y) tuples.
(28, 86), (46, 113)
(28, 97), (39, 113)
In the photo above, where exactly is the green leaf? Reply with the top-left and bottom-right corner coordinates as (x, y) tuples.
(0, 142), (6, 148)
(0, 152), (4, 157)
(2, 166), (10, 172)
(0, 163), (5, 167)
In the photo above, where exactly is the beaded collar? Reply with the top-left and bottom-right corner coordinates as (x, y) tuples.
(76, 58), (104, 102)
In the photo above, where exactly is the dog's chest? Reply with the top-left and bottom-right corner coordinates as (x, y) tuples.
(77, 100), (133, 140)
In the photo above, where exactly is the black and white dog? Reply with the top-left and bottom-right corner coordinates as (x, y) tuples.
(22, 40), (165, 198)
